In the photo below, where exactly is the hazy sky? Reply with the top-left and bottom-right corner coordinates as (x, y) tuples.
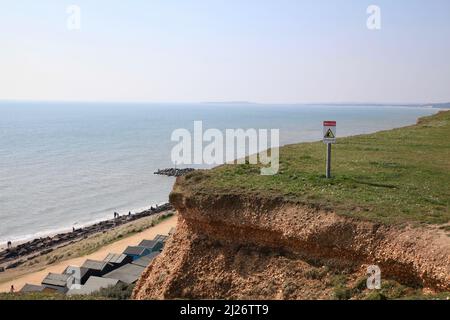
(1, 0), (449, 103)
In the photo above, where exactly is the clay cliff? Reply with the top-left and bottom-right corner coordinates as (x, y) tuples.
(133, 185), (450, 300)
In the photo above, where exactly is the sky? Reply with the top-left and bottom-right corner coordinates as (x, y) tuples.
(0, 0), (449, 104)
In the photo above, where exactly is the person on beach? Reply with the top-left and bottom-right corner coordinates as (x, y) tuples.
(7, 241), (12, 249)
(128, 211), (131, 216)
(10, 285), (14, 293)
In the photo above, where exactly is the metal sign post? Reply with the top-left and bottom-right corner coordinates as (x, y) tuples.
(323, 121), (337, 179)
(326, 143), (332, 179)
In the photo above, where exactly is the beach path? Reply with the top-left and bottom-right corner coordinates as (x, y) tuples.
(0, 215), (177, 293)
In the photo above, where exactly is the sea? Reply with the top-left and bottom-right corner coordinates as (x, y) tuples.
(0, 101), (440, 245)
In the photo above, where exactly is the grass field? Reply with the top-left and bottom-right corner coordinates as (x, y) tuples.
(179, 111), (450, 226)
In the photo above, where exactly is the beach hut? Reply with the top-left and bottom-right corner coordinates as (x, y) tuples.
(103, 253), (132, 267)
(67, 276), (121, 296)
(20, 284), (49, 293)
(81, 259), (116, 277)
(123, 246), (151, 261)
(131, 251), (160, 268)
(153, 234), (169, 243)
(41, 273), (74, 293)
(63, 266), (91, 285)
(138, 239), (164, 252)
(102, 263), (145, 285)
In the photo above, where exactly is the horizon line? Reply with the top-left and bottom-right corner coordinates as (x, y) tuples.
(1, 98), (449, 106)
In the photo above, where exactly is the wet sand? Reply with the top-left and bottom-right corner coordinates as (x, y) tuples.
(0, 215), (177, 293)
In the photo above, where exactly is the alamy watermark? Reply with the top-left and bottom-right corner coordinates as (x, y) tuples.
(367, 5), (381, 30)
(171, 122), (279, 175)
(367, 265), (382, 289)
(66, 5), (81, 31)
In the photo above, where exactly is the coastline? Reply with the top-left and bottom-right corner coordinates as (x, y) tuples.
(0, 214), (177, 293)
(0, 201), (171, 249)
(0, 110), (445, 298)
(0, 105), (440, 249)
(1, 107), (443, 252)
(1, 109), (446, 296)
(0, 203), (173, 271)
(134, 111), (450, 300)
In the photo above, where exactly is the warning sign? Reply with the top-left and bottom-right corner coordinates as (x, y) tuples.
(323, 121), (337, 144)
(325, 128), (335, 139)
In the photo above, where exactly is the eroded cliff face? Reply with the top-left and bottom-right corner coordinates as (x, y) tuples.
(133, 188), (450, 300)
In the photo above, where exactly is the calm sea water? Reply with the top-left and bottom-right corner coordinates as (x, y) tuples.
(0, 102), (439, 244)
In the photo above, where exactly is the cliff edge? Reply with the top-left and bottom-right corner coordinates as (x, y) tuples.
(134, 112), (450, 299)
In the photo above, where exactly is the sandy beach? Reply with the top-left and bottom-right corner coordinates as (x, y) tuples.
(0, 215), (177, 293)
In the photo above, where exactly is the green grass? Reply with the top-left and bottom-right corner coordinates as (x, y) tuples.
(327, 274), (450, 300)
(177, 111), (450, 226)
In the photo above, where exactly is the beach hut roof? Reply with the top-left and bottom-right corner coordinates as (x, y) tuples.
(103, 263), (145, 285)
(81, 259), (111, 271)
(63, 265), (89, 278)
(42, 273), (71, 287)
(84, 276), (120, 288)
(138, 239), (157, 248)
(103, 253), (129, 265)
(20, 284), (46, 293)
(131, 252), (160, 268)
(138, 239), (164, 249)
(67, 277), (120, 296)
(123, 246), (149, 256)
(153, 234), (169, 243)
